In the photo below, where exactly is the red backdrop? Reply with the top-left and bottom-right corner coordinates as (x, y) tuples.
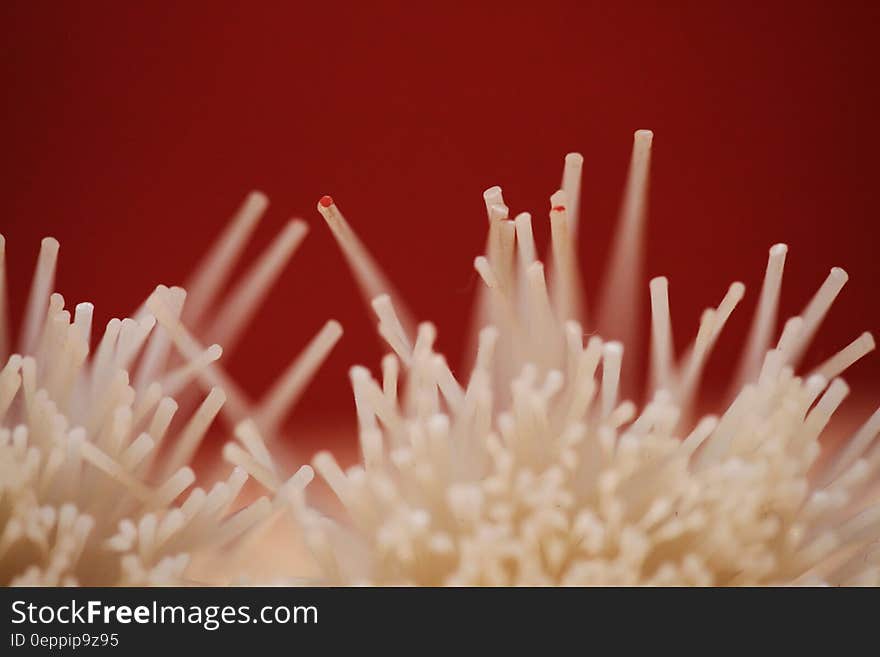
(2, 2), (878, 445)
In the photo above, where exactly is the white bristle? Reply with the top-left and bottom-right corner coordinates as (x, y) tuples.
(596, 130), (653, 365)
(21, 237), (59, 356)
(183, 190), (268, 328)
(560, 153), (584, 235)
(649, 276), (674, 393)
(787, 266), (849, 365)
(257, 319), (343, 434)
(204, 220), (308, 352)
(0, 235), (8, 360)
(548, 190), (583, 324)
(734, 243), (787, 388)
(317, 197), (415, 333)
(812, 332), (875, 382)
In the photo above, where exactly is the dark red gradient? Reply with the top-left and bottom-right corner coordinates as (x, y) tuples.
(1, 2), (879, 440)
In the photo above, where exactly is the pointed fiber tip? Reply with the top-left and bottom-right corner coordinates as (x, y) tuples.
(318, 195), (334, 209)
(349, 364), (371, 382)
(312, 450), (336, 469)
(482, 186), (503, 204)
(290, 464), (315, 489)
(634, 129), (654, 145)
(282, 218), (309, 239)
(370, 293), (392, 312)
(247, 190), (269, 209)
(325, 319), (343, 337)
(208, 385), (227, 404)
(729, 281), (746, 300)
(603, 341), (624, 357)
(830, 267), (849, 284)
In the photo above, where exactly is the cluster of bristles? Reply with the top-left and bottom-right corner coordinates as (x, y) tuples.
(2, 131), (879, 586)
(0, 195), (326, 585)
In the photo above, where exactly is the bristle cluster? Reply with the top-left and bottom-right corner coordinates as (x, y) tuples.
(0, 195), (335, 585)
(297, 133), (880, 585)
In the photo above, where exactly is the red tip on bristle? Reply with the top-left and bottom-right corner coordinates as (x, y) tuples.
(552, 205), (566, 212)
(319, 195), (334, 208)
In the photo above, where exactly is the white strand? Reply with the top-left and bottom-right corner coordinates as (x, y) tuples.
(0, 235), (7, 359)
(734, 244), (787, 388)
(146, 290), (252, 424)
(160, 387), (226, 479)
(204, 220), (308, 352)
(601, 342), (623, 420)
(183, 191), (268, 327)
(818, 407), (880, 488)
(596, 130), (653, 352)
(257, 319), (343, 433)
(649, 276), (674, 393)
(811, 332), (875, 382)
(560, 152), (584, 235)
(318, 197), (415, 333)
(21, 237), (59, 356)
(786, 267), (848, 366)
(548, 190), (582, 324)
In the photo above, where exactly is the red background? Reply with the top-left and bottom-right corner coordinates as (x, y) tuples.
(2, 2), (879, 444)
